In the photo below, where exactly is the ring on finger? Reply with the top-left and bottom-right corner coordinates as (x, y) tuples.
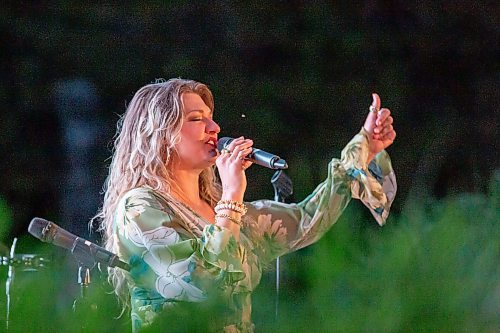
(369, 105), (380, 113)
(221, 148), (231, 155)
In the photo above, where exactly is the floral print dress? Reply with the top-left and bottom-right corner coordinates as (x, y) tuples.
(112, 129), (397, 332)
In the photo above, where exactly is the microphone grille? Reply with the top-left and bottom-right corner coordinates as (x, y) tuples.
(28, 217), (52, 242)
(217, 137), (233, 151)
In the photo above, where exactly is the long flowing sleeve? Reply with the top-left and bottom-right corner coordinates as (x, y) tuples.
(242, 128), (397, 264)
(114, 188), (246, 303)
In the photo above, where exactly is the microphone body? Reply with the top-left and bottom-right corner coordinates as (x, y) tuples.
(217, 137), (288, 169)
(28, 217), (130, 271)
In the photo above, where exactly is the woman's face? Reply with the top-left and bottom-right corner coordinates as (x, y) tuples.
(173, 92), (220, 171)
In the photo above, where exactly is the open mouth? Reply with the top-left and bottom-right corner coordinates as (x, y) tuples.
(205, 138), (218, 149)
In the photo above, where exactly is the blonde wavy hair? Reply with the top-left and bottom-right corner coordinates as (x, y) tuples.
(95, 78), (222, 308)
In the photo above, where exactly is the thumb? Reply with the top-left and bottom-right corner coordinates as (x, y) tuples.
(363, 93), (380, 134)
(371, 93), (381, 111)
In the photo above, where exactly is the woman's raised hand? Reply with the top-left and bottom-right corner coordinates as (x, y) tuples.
(362, 93), (396, 162)
(216, 137), (254, 202)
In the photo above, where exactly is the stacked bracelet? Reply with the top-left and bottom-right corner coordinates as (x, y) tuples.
(215, 213), (242, 227)
(215, 200), (248, 215)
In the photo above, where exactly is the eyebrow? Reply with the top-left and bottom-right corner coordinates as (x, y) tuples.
(187, 109), (213, 116)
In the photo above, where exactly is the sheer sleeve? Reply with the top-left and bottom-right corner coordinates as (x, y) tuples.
(114, 188), (246, 302)
(242, 128), (397, 264)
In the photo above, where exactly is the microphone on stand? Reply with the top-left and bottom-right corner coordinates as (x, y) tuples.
(28, 217), (130, 271)
(217, 137), (288, 170)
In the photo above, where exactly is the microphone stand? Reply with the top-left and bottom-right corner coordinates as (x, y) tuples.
(26, 219), (129, 331)
(5, 238), (17, 332)
(71, 239), (97, 330)
(3, 238), (50, 331)
(69, 238), (129, 330)
(270, 170), (293, 322)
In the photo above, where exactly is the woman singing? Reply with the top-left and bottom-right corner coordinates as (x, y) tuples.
(96, 78), (397, 332)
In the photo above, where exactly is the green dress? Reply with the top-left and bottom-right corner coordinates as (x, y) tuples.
(113, 129), (397, 332)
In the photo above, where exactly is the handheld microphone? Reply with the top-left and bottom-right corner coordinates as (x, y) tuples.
(217, 137), (288, 170)
(28, 217), (130, 271)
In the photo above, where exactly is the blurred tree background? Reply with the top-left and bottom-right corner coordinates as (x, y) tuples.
(0, 1), (498, 332)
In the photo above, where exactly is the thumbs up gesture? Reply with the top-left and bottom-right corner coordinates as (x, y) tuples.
(363, 93), (396, 162)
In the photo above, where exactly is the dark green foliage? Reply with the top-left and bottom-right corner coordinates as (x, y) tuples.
(1, 185), (497, 332)
(253, 185), (499, 332)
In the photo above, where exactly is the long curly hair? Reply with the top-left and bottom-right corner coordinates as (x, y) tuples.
(94, 78), (222, 308)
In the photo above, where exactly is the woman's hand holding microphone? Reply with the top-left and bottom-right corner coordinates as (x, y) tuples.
(214, 137), (254, 238)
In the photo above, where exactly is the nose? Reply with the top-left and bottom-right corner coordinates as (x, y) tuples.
(206, 118), (220, 134)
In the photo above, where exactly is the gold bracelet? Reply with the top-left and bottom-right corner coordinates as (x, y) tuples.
(215, 200), (248, 215)
(215, 213), (242, 227)
(215, 204), (244, 215)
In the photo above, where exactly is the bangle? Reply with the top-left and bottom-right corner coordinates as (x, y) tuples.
(215, 213), (242, 227)
(215, 200), (248, 215)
